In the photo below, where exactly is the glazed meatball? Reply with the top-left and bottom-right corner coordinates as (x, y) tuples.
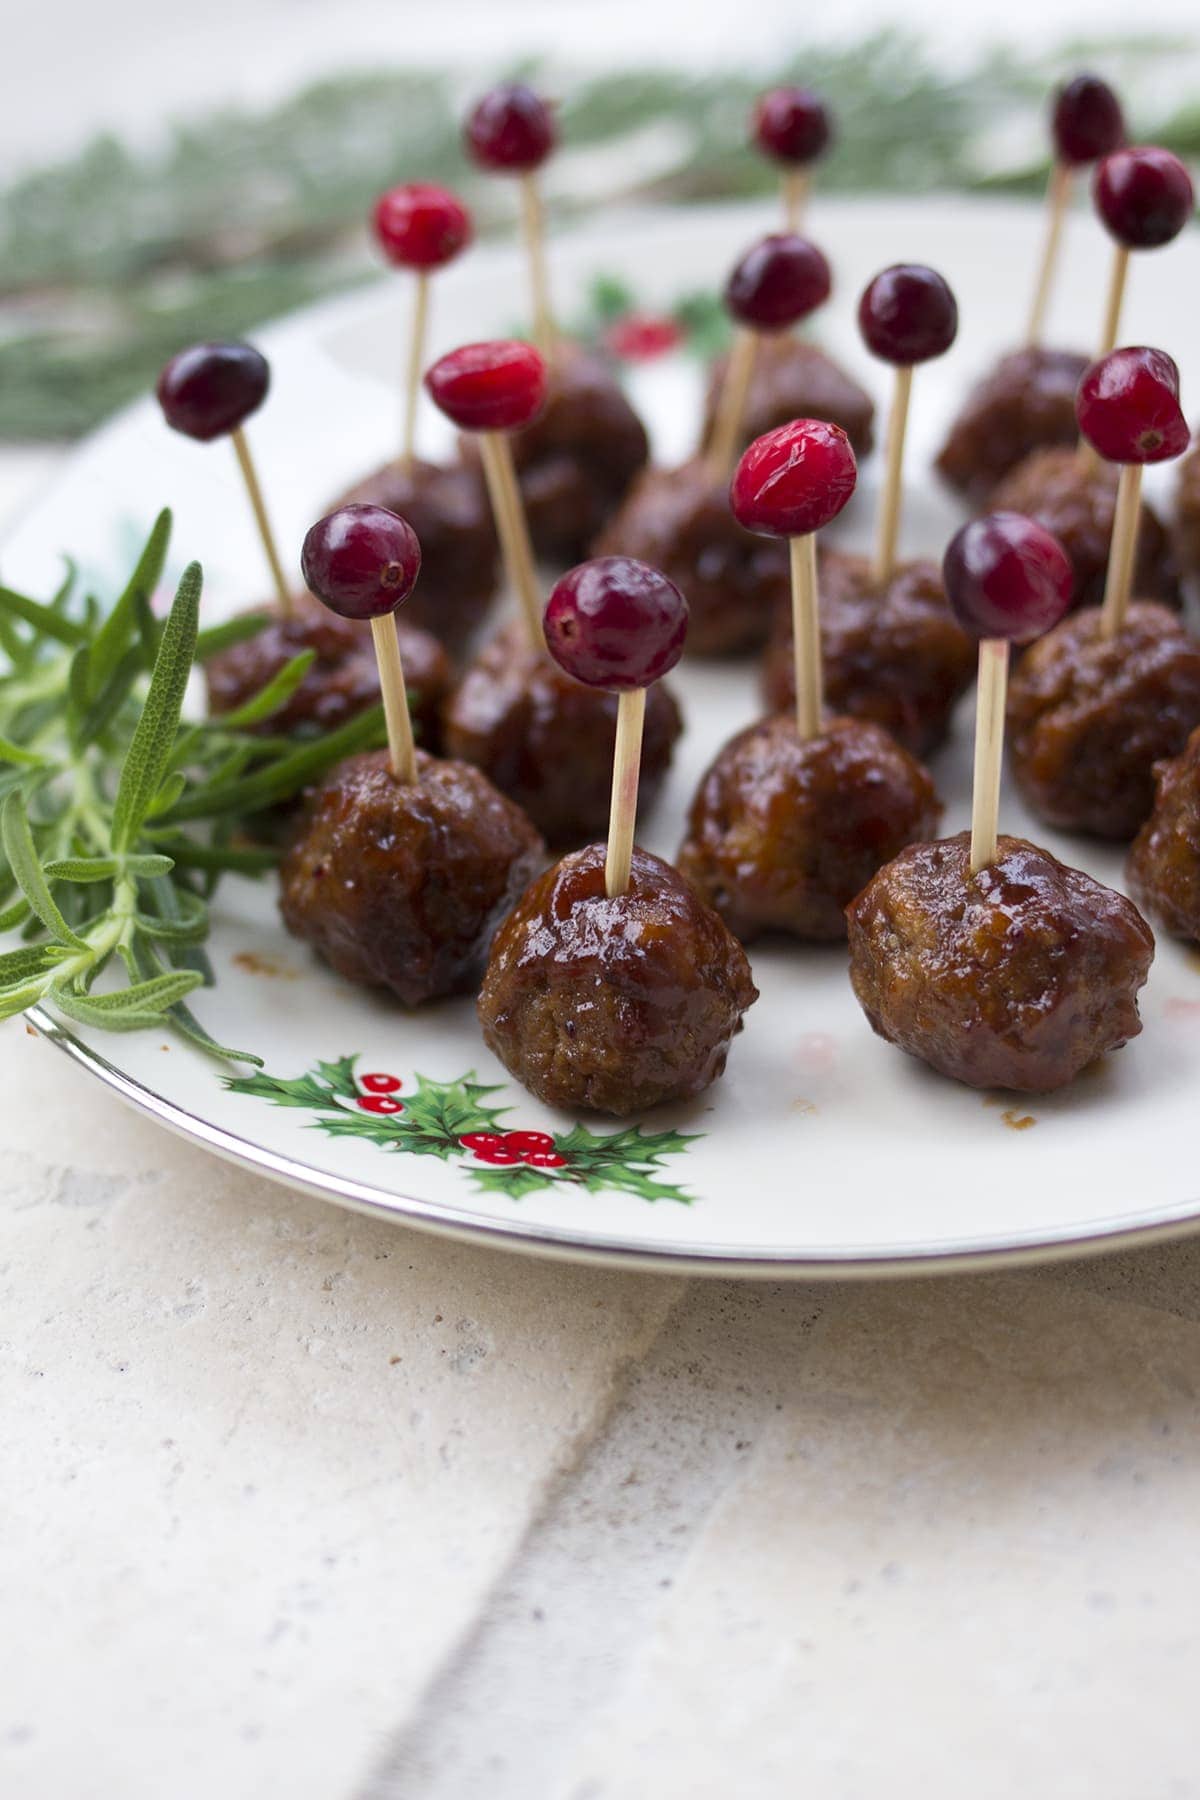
(1127, 724), (1200, 941)
(1173, 442), (1200, 580)
(847, 831), (1154, 1093)
(989, 446), (1178, 614)
(701, 336), (875, 462)
(478, 844), (757, 1116)
(761, 551), (976, 756)
(488, 342), (649, 564)
(595, 458), (789, 656)
(442, 621), (682, 847)
(1007, 602), (1200, 839)
(936, 346), (1089, 503)
(204, 593), (451, 750)
(280, 748), (543, 1006)
(335, 456), (498, 651)
(677, 713), (941, 942)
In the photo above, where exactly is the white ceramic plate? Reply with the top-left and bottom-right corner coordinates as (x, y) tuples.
(7, 196), (1200, 1275)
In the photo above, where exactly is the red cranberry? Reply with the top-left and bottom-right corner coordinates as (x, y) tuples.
(544, 556), (688, 691)
(424, 340), (547, 433)
(503, 1130), (556, 1153)
(730, 419), (857, 539)
(751, 87), (832, 165)
(156, 341), (269, 442)
(360, 1072), (403, 1094)
(1076, 346), (1189, 464)
(1052, 74), (1124, 165)
(301, 504), (422, 621)
(858, 264), (958, 366)
(942, 512), (1074, 643)
(465, 83), (557, 173)
(1094, 146), (1194, 248)
(523, 1150), (568, 1169)
(372, 183), (472, 270)
(356, 1095), (404, 1115)
(725, 234), (831, 332)
(604, 313), (682, 360)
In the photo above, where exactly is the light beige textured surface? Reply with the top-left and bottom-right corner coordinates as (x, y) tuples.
(3, 1020), (1199, 1800)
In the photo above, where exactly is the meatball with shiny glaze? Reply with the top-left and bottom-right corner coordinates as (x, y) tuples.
(936, 346), (1089, 503)
(1127, 724), (1200, 941)
(280, 748), (544, 1006)
(761, 551), (976, 756)
(989, 446), (1178, 614)
(441, 620), (682, 846)
(478, 845), (757, 1116)
(677, 714), (941, 942)
(1007, 601), (1200, 838)
(701, 336), (876, 463)
(847, 831), (1154, 1092)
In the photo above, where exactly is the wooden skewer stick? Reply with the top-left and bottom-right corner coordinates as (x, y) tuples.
(1097, 244), (1130, 356)
(706, 328), (759, 481)
(1099, 462), (1143, 641)
(782, 168), (811, 232)
(969, 637), (1009, 875)
(519, 173), (557, 361)
(1026, 162), (1073, 346)
(370, 614), (417, 784)
(871, 364), (913, 586)
(605, 687), (646, 898)
(231, 425), (293, 617)
(477, 430), (545, 651)
(789, 533), (823, 740)
(401, 272), (429, 470)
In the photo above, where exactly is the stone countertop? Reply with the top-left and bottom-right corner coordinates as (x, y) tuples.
(3, 1018), (1199, 1799)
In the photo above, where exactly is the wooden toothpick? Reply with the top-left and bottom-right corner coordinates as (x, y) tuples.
(370, 614), (417, 784)
(871, 364), (913, 587)
(783, 168), (810, 232)
(789, 533), (823, 740)
(401, 272), (429, 469)
(605, 687), (646, 898)
(1097, 244), (1130, 356)
(969, 638), (1009, 875)
(1026, 162), (1073, 346)
(477, 430), (545, 651)
(1099, 462), (1143, 640)
(706, 327), (759, 481)
(231, 425), (293, 617)
(519, 173), (556, 360)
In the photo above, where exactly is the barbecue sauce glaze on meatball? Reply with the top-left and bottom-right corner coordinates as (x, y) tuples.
(761, 551), (976, 756)
(594, 458), (790, 656)
(204, 593), (451, 750)
(701, 336), (876, 463)
(442, 620), (682, 847)
(935, 346), (1090, 503)
(846, 831), (1155, 1093)
(1127, 724), (1200, 941)
(989, 447), (1179, 614)
(280, 748), (543, 1006)
(478, 845), (757, 1116)
(1006, 601), (1200, 839)
(677, 714), (941, 942)
(333, 456), (499, 652)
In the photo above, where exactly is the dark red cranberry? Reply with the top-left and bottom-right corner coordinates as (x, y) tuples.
(372, 183), (472, 270)
(730, 419), (857, 538)
(858, 264), (958, 366)
(156, 341), (269, 442)
(1094, 146), (1194, 248)
(751, 87), (832, 165)
(1052, 74), (1124, 165)
(464, 83), (557, 172)
(503, 1130), (556, 1153)
(1076, 346), (1189, 464)
(544, 556), (688, 691)
(725, 234), (831, 332)
(360, 1072), (403, 1094)
(424, 340), (547, 433)
(301, 505), (422, 621)
(356, 1095), (404, 1115)
(942, 512), (1074, 643)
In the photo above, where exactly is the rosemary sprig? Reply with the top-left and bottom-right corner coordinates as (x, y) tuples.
(0, 509), (384, 1062)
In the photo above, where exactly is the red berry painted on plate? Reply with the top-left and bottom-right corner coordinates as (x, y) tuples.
(356, 1094), (404, 1115)
(156, 341), (269, 441)
(424, 340), (547, 433)
(522, 1150), (568, 1169)
(360, 1072), (403, 1094)
(730, 419), (857, 539)
(725, 234), (831, 332)
(472, 1144), (523, 1165)
(301, 504), (422, 621)
(544, 556), (688, 690)
(1094, 146), (1194, 249)
(1052, 74), (1124, 165)
(1076, 346), (1189, 464)
(751, 87), (832, 166)
(460, 1131), (506, 1152)
(858, 264), (958, 366)
(503, 1130), (556, 1154)
(372, 183), (472, 270)
(465, 83), (557, 172)
(942, 511), (1074, 643)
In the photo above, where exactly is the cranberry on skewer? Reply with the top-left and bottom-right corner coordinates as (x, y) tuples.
(1093, 145), (1194, 355)
(373, 182), (472, 468)
(465, 82), (558, 357)
(1027, 74), (1124, 345)
(751, 85), (833, 229)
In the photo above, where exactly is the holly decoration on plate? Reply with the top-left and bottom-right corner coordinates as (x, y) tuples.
(226, 1055), (700, 1204)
